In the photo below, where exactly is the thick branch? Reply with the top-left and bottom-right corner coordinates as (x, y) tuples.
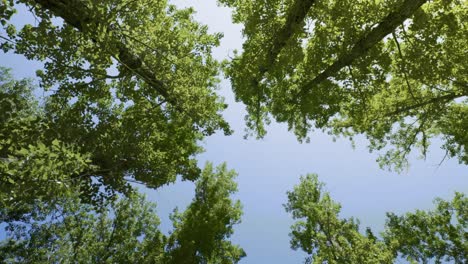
(302, 0), (428, 93)
(262, 0), (316, 72)
(251, 0), (316, 124)
(32, 0), (172, 102)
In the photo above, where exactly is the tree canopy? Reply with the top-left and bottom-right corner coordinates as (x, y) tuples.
(0, 163), (245, 264)
(219, 0), (467, 170)
(285, 174), (467, 264)
(1, 0), (231, 196)
(0, 0), (466, 263)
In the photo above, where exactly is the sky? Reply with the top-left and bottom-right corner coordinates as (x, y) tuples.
(1, 1), (467, 263)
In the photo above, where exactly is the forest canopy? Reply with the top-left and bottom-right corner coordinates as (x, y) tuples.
(0, 0), (466, 263)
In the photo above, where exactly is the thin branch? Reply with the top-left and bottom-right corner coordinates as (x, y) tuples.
(347, 65), (368, 118)
(101, 217), (118, 261)
(71, 213), (85, 263)
(0, 35), (16, 44)
(72, 169), (112, 181)
(62, 65), (122, 79)
(392, 31), (418, 101)
(436, 149), (449, 169)
(27, 5), (41, 25)
(385, 93), (460, 117)
(451, 80), (468, 93)
(0, 157), (17, 162)
(123, 177), (147, 186)
(118, 29), (185, 64)
(400, 23), (416, 48)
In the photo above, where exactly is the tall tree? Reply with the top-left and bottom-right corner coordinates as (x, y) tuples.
(383, 192), (467, 263)
(165, 163), (246, 264)
(0, 163), (245, 264)
(220, 0), (467, 170)
(285, 174), (394, 264)
(0, 192), (167, 263)
(1, 0), (232, 195)
(285, 174), (467, 263)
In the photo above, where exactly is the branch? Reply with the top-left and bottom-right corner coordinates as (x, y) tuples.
(325, 215), (339, 261)
(101, 217), (118, 261)
(318, 210), (338, 261)
(0, 35), (16, 44)
(385, 93), (461, 117)
(262, 0), (317, 72)
(451, 80), (468, 93)
(392, 31), (417, 101)
(301, 0), (428, 95)
(31, 0), (174, 104)
(123, 177), (147, 186)
(62, 65), (122, 79)
(249, 0), (317, 87)
(0, 157), (17, 163)
(250, 0), (317, 126)
(72, 169), (112, 181)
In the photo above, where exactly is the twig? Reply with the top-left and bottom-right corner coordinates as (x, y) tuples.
(392, 31), (417, 102)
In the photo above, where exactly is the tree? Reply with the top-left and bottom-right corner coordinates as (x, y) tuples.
(1, 0), (232, 196)
(0, 163), (245, 264)
(1, 1), (466, 262)
(165, 163), (246, 264)
(0, 192), (166, 263)
(0, 1), (247, 260)
(285, 174), (394, 264)
(383, 192), (467, 263)
(0, 192), (163, 263)
(219, 0), (467, 170)
(285, 174), (467, 264)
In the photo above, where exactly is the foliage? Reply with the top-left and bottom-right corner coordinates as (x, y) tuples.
(0, 163), (245, 264)
(0, 67), (95, 221)
(220, 0), (468, 170)
(383, 192), (467, 263)
(0, 192), (166, 264)
(285, 174), (467, 264)
(0, 0), (15, 31)
(285, 174), (393, 263)
(1, 1), (466, 262)
(0, 0), (231, 194)
(165, 163), (246, 264)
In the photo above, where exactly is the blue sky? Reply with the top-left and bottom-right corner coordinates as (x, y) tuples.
(1, 1), (467, 263)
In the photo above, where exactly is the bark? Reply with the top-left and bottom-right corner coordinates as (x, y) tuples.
(302, 0), (428, 93)
(262, 0), (316, 71)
